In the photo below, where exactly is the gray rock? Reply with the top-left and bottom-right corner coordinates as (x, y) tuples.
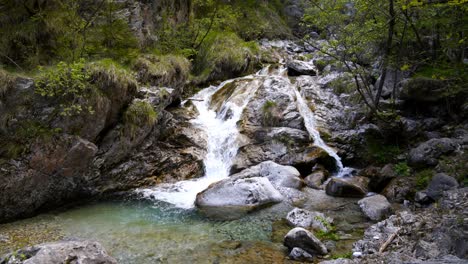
(382, 177), (416, 203)
(289, 247), (314, 262)
(287, 60), (317, 76)
(0, 240), (117, 264)
(231, 161), (303, 189)
(286, 208), (334, 232)
(358, 194), (392, 221)
(408, 138), (457, 167)
(304, 170), (329, 189)
(325, 177), (369, 198)
(415, 191), (431, 204)
(195, 177), (283, 220)
(284, 227), (328, 255)
(426, 173), (459, 201)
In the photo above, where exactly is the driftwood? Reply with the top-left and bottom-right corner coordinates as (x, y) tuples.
(187, 98), (204, 101)
(379, 228), (400, 253)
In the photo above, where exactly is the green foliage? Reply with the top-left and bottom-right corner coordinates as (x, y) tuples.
(193, 32), (259, 83)
(394, 162), (411, 177)
(415, 169), (434, 190)
(331, 252), (353, 259)
(36, 59), (94, 116)
(365, 138), (402, 165)
(314, 216), (340, 241)
(88, 59), (138, 97)
(123, 100), (157, 139)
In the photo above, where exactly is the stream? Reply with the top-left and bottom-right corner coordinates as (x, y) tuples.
(0, 42), (366, 263)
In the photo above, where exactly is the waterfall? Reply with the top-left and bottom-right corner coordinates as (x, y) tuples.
(293, 87), (345, 174)
(137, 76), (262, 209)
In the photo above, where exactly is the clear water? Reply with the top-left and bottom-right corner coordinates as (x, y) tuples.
(0, 199), (290, 263)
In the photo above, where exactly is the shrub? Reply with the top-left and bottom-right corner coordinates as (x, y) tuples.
(0, 69), (15, 100)
(35, 59), (94, 116)
(123, 100), (157, 139)
(394, 162), (411, 177)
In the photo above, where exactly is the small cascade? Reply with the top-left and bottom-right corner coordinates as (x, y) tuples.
(293, 87), (344, 174)
(138, 75), (262, 209)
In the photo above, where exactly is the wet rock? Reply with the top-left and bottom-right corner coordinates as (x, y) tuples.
(382, 177), (416, 203)
(287, 60), (317, 76)
(0, 240), (117, 264)
(325, 177), (369, 198)
(232, 143), (336, 175)
(408, 138), (458, 167)
(286, 208), (334, 232)
(284, 227), (328, 255)
(304, 170), (329, 189)
(358, 194), (392, 221)
(289, 247), (314, 262)
(231, 161), (303, 189)
(426, 173), (459, 201)
(195, 177), (283, 220)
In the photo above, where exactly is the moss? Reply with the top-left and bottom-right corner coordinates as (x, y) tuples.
(133, 54), (190, 87)
(415, 169), (434, 190)
(123, 100), (157, 139)
(193, 32), (260, 84)
(331, 252), (353, 259)
(88, 59), (138, 97)
(438, 153), (468, 184)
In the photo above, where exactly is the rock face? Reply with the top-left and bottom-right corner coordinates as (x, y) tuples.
(0, 240), (117, 264)
(325, 177), (369, 198)
(195, 177), (283, 220)
(284, 227), (328, 255)
(426, 173), (459, 201)
(357, 195), (392, 221)
(286, 208), (333, 232)
(408, 138), (457, 167)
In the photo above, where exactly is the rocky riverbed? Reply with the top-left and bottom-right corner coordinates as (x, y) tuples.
(1, 39), (467, 264)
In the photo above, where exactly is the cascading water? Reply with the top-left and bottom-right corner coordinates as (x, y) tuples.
(138, 76), (262, 209)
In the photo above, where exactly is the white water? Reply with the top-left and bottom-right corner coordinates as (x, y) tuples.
(138, 76), (261, 209)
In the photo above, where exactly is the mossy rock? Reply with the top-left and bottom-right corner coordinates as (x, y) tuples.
(400, 77), (447, 102)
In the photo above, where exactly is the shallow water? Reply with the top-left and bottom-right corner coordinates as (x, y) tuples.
(0, 199), (294, 263)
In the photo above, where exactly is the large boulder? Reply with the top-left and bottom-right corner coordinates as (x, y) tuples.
(231, 161), (303, 189)
(325, 177), (369, 198)
(195, 177), (283, 220)
(358, 194), (392, 221)
(400, 77), (446, 102)
(426, 173), (459, 201)
(408, 138), (457, 167)
(0, 240), (117, 264)
(382, 177), (416, 203)
(284, 227), (328, 255)
(286, 208), (334, 232)
(304, 171), (328, 189)
(287, 60), (317, 76)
